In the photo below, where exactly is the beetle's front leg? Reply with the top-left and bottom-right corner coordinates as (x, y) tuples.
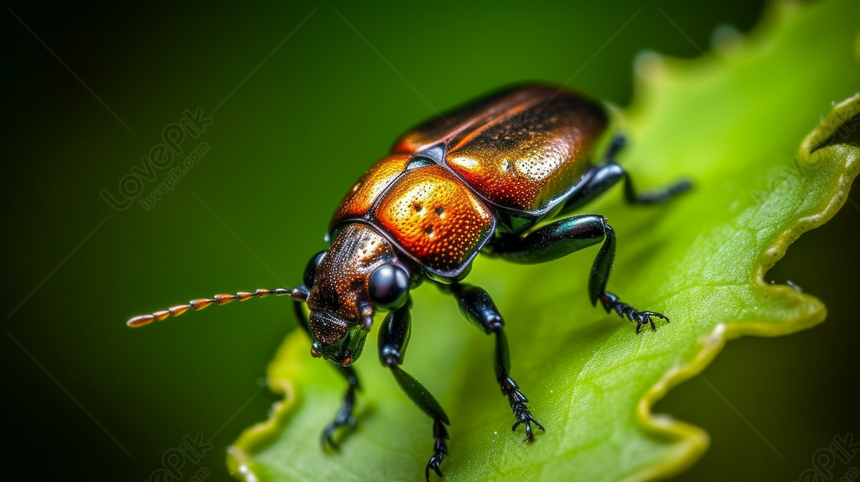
(320, 366), (360, 448)
(291, 291), (361, 448)
(445, 283), (544, 441)
(487, 216), (669, 333)
(378, 300), (450, 481)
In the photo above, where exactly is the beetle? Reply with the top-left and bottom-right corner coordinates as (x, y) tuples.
(127, 84), (690, 480)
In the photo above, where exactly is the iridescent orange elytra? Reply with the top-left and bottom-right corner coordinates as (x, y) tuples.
(331, 84), (610, 280)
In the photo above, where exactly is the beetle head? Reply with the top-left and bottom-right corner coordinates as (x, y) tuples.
(304, 223), (411, 366)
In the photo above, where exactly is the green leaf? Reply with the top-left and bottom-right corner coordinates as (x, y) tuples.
(228, 1), (860, 480)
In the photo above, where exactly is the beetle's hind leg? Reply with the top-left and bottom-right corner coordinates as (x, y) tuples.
(621, 166), (692, 205)
(378, 300), (450, 481)
(442, 283), (544, 441)
(488, 215), (669, 333)
(292, 296), (361, 448)
(559, 138), (691, 215)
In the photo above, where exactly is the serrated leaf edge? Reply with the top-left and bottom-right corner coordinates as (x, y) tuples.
(626, 93), (859, 481)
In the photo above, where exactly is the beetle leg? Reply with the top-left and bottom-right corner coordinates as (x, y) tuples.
(378, 301), (450, 481)
(560, 160), (691, 216)
(621, 165), (692, 205)
(445, 283), (544, 441)
(320, 367), (360, 448)
(586, 226), (671, 333)
(488, 215), (669, 333)
(292, 295), (362, 448)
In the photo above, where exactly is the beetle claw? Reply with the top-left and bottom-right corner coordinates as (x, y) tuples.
(321, 425), (338, 450)
(425, 419), (448, 481)
(601, 293), (670, 334)
(320, 397), (357, 450)
(504, 379), (544, 443)
(425, 455), (444, 481)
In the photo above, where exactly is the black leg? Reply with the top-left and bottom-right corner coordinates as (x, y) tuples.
(621, 164), (692, 205)
(444, 283), (544, 441)
(560, 139), (691, 216)
(602, 132), (627, 163)
(488, 217), (669, 334)
(292, 295), (362, 448)
(320, 366), (360, 448)
(378, 300), (450, 481)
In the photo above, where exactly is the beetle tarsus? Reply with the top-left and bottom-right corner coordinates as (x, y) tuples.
(425, 418), (448, 481)
(321, 382), (358, 449)
(600, 292), (669, 334)
(501, 375), (545, 442)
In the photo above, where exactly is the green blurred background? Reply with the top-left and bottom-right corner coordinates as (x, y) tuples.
(2, 1), (857, 480)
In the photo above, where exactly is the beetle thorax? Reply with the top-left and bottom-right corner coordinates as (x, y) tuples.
(307, 223), (396, 342)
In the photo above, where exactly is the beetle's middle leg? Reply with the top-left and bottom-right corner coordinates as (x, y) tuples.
(292, 293), (361, 448)
(378, 299), (451, 481)
(442, 283), (544, 441)
(487, 215), (669, 333)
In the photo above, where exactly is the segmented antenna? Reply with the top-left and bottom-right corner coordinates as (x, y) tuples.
(127, 288), (291, 327)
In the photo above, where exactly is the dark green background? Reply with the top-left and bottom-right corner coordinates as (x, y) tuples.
(2, 1), (857, 481)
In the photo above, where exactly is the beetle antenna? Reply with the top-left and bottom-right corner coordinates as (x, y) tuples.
(127, 288), (292, 327)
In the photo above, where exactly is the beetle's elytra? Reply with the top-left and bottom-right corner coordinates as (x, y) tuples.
(128, 84), (690, 480)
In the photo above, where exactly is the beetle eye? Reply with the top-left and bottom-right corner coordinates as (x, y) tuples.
(368, 264), (410, 310)
(303, 251), (326, 288)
